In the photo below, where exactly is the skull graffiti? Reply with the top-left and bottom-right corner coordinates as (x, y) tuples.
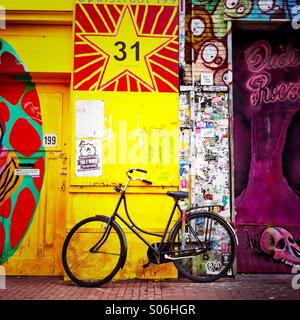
(260, 227), (300, 267)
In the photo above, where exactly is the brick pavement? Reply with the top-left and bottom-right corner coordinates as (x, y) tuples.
(0, 274), (299, 300)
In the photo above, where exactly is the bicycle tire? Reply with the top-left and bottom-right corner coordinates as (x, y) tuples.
(62, 215), (127, 287)
(169, 211), (236, 283)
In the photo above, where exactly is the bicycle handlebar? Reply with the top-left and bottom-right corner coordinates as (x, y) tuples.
(142, 179), (152, 185)
(125, 168), (152, 186)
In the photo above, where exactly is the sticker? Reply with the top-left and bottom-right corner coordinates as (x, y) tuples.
(76, 139), (102, 177)
(221, 242), (229, 253)
(43, 134), (57, 147)
(196, 194), (203, 205)
(181, 179), (187, 189)
(200, 72), (214, 86)
(15, 169), (40, 177)
(221, 253), (230, 266)
(206, 261), (222, 274)
(204, 154), (218, 162)
(200, 128), (214, 138)
(204, 193), (213, 200)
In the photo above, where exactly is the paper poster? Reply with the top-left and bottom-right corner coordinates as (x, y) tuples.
(76, 100), (104, 138)
(76, 139), (102, 177)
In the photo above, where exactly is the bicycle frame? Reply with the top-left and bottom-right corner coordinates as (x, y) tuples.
(62, 169), (238, 286)
(91, 171), (208, 260)
(108, 191), (182, 255)
(93, 193), (212, 260)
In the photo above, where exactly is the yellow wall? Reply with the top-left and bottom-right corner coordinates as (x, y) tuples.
(1, 0), (74, 11)
(0, 25), (72, 73)
(1, 4), (179, 279)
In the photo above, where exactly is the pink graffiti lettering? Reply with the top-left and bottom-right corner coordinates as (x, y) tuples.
(245, 40), (300, 72)
(246, 72), (300, 105)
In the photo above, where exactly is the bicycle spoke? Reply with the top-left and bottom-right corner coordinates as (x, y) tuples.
(170, 212), (236, 283)
(91, 251), (121, 256)
(62, 216), (126, 287)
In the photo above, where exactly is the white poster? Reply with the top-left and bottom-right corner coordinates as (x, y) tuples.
(76, 100), (104, 138)
(76, 139), (102, 177)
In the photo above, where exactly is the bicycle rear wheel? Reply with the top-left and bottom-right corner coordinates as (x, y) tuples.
(62, 215), (126, 287)
(169, 212), (236, 283)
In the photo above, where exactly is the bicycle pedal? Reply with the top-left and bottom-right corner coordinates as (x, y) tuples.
(143, 261), (151, 269)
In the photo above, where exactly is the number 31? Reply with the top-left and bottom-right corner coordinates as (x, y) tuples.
(114, 41), (140, 61)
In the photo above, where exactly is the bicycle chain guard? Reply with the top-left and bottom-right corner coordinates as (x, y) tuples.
(147, 242), (171, 265)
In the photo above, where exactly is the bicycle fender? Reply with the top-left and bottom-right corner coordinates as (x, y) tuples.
(225, 221), (239, 246)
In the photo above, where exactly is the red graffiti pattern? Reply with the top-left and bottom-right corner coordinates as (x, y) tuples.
(9, 188), (36, 249)
(0, 223), (4, 258)
(0, 39), (45, 264)
(9, 118), (41, 157)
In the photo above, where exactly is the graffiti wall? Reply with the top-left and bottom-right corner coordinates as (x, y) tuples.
(233, 28), (300, 272)
(0, 39), (45, 264)
(179, 0), (300, 272)
(180, 0), (298, 87)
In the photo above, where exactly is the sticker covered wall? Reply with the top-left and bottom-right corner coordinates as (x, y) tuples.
(0, 39), (45, 264)
(179, 0), (231, 219)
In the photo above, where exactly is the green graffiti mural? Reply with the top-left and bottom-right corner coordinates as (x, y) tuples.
(0, 39), (45, 264)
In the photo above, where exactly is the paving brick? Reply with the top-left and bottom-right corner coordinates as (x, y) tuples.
(0, 275), (299, 300)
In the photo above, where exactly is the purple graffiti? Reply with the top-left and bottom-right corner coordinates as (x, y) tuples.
(245, 40), (300, 72)
(234, 33), (300, 226)
(246, 72), (300, 105)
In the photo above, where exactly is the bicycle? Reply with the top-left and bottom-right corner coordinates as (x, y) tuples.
(62, 168), (238, 287)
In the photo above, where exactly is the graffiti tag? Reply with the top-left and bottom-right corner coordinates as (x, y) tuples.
(245, 41), (300, 72)
(247, 72), (300, 105)
(245, 40), (300, 105)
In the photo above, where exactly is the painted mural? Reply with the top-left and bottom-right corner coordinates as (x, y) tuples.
(233, 29), (300, 272)
(179, 0), (300, 271)
(180, 0), (299, 87)
(74, 2), (179, 92)
(0, 39), (45, 264)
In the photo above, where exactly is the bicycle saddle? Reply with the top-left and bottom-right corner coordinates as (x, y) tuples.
(166, 191), (189, 200)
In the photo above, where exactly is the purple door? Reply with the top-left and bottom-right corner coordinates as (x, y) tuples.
(233, 27), (300, 272)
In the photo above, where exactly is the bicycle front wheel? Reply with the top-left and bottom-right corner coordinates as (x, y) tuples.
(62, 216), (126, 287)
(169, 212), (236, 283)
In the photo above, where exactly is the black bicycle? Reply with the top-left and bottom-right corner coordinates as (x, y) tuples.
(62, 168), (237, 287)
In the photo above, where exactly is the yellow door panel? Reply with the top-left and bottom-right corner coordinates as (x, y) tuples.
(4, 82), (69, 276)
(39, 92), (63, 151)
